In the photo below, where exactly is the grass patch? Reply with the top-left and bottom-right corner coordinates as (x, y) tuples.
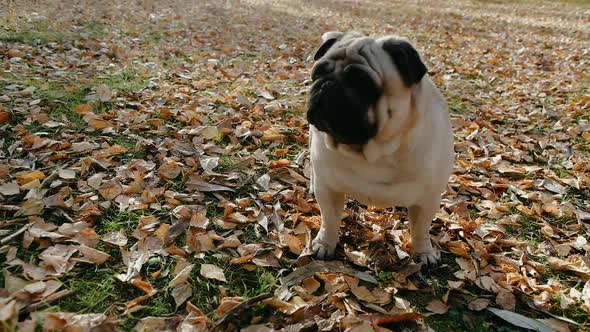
(190, 254), (279, 313)
(503, 210), (542, 244)
(394, 254), (520, 331)
(0, 31), (77, 45)
(62, 270), (116, 313)
(96, 209), (147, 235)
(104, 70), (148, 94)
(238, 224), (262, 243)
(448, 94), (468, 113)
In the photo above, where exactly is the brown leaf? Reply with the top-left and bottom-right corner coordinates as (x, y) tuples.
(98, 179), (123, 200)
(268, 159), (290, 169)
(39, 244), (77, 274)
(74, 104), (92, 114)
(0, 182), (19, 196)
(215, 297), (243, 317)
(425, 299), (448, 314)
(169, 264), (194, 288)
(97, 84), (112, 102)
(77, 244), (110, 264)
(88, 117), (115, 129)
(172, 284), (193, 309)
(102, 230), (128, 247)
(200, 263), (226, 282)
(283, 233), (303, 255)
(158, 160), (182, 179)
(0, 110), (12, 124)
(496, 290), (516, 311)
(468, 297), (491, 311)
(15, 198), (44, 216)
(131, 277), (157, 295)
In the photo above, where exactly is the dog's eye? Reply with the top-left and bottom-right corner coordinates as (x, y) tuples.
(311, 61), (334, 81)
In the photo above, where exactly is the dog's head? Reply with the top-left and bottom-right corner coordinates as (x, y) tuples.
(307, 31), (428, 147)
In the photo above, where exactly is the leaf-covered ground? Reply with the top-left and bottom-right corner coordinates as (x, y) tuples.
(1, 0), (590, 331)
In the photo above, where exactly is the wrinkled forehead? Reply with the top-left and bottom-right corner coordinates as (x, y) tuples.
(320, 36), (374, 64)
(313, 37), (383, 86)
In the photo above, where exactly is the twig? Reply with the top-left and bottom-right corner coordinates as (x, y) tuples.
(213, 293), (273, 329)
(25, 289), (76, 312)
(39, 169), (60, 189)
(0, 217), (29, 227)
(0, 204), (20, 211)
(0, 223), (30, 245)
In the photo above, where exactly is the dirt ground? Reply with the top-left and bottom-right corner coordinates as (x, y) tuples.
(1, 0), (589, 331)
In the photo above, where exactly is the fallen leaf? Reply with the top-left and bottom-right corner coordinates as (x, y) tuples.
(468, 297), (491, 311)
(97, 84), (112, 102)
(158, 160), (182, 179)
(200, 263), (226, 282)
(169, 264), (194, 288)
(16, 170), (45, 185)
(98, 179), (123, 200)
(172, 284), (193, 309)
(426, 299), (448, 314)
(487, 308), (555, 332)
(0, 182), (20, 196)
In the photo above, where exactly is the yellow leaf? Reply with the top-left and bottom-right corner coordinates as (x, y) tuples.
(16, 170), (45, 185)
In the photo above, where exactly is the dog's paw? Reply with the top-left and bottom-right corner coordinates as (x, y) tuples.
(414, 249), (440, 267)
(312, 239), (336, 260)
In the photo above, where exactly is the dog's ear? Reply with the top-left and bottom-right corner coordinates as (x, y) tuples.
(382, 38), (427, 86)
(313, 31), (344, 61)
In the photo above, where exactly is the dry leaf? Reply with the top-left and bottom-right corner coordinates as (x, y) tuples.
(425, 299), (448, 314)
(0, 182), (20, 196)
(98, 179), (123, 200)
(97, 84), (112, 102)
(200, 263), (226, 282)
(16, 170), (45, 185)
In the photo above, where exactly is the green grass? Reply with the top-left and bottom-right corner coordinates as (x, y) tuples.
(104, 69), (148, 93)
(503, 210), (542, 244)
(0, 31), (77, 44)
(392, 254), (522, 331)
(97, 210), (148, 235)
(448, 94), (468, 114)
(64, 271), (116, 313)
(190, 254), (279, 313)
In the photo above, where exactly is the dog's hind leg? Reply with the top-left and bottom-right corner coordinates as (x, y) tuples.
(312, 186), (345, 259)
(408, 198), (441, 266)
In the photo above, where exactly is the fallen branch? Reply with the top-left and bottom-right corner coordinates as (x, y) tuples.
(213, 293), (273, 330)
(25, 290), (76, 312)
(0, 217), (29, 227)
(0, 223), (30, 245)
(0, 204), (20, 211)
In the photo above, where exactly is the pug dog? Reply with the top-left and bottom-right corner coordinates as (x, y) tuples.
(307, 31), (454, 265)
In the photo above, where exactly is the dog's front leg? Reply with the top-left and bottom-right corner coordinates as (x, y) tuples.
(312, 186), (345, 259)
(408, 200), (441, 266)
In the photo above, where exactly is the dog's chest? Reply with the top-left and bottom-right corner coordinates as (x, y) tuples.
(317, 152), (416, 206)
(340, 162), (409, 206)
